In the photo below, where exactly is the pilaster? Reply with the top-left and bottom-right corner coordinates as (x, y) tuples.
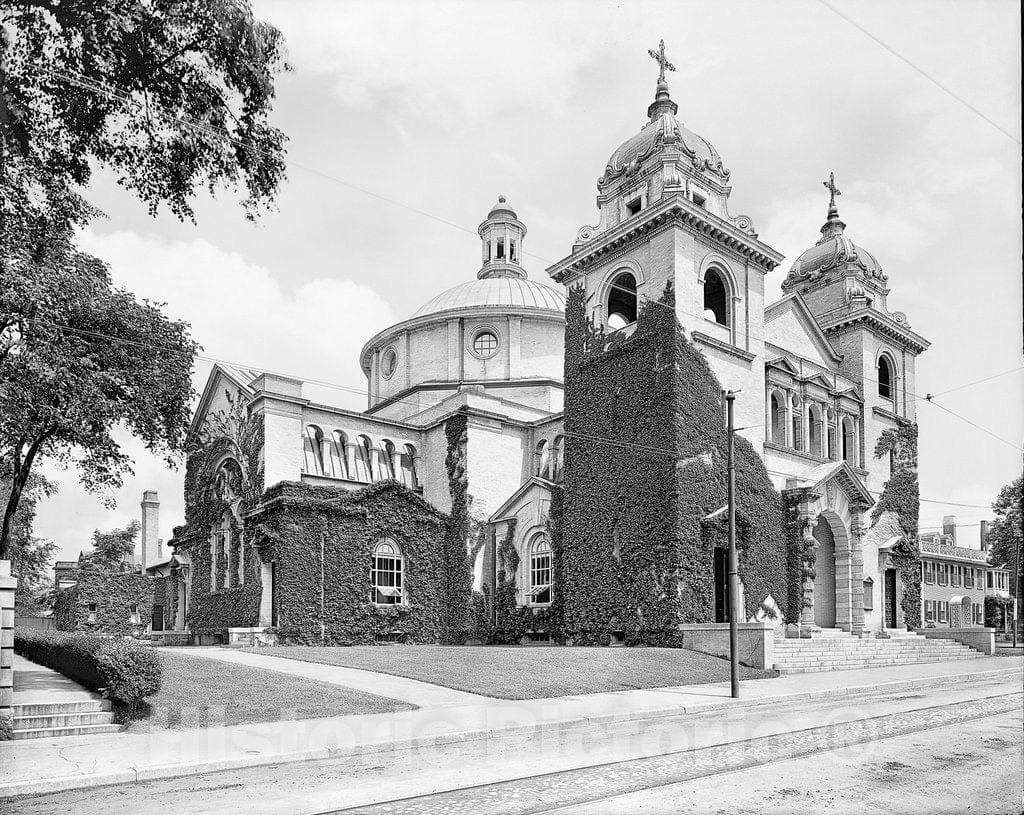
(0, 561), (17, 737)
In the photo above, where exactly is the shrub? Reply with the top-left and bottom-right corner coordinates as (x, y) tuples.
(14, 628), (162, 707)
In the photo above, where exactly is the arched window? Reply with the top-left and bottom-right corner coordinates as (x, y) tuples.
(841, 416), (856, 465)
(770, 391), (786, 445)
(536, 439), (551, 479)
(371, 539), (403, 604)
(399, 444), (418, 489)
(606, 272), (637, 330)
(526, 535), (552, 605)
(303, 425), (325, 475)
(211, 511), (231, 591)
(352, 434), (373, 482)
(808, 404), (823, 458)
(329, 430), (350, 480)
(791, 396), (802, 451)
(551, 435), (564, 482)
(381, 439), (398, 481)
(703, 269), (729, 326)
(877, 355), (895, 401)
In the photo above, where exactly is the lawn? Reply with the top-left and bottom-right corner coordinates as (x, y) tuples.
(127, 648), (413, 731)
(240, 645), (771, 700)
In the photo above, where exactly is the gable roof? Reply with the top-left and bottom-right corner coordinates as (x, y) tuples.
(187, 363), (259, 444)
(799, 460), (874, 507)
(765, 292), (843, 366)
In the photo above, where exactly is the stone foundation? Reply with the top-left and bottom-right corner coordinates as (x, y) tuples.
(915, 626), (995, 655)
(678, 621), (775, 669)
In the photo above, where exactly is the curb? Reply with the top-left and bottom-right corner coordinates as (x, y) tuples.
(2, 664), (1021, 799)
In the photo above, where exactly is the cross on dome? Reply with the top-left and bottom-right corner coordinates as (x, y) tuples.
(823, 172), (841, 210)
(648, 39), (675, 84)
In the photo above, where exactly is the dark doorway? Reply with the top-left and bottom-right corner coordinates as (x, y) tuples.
(884, 568), (898, 629)
(714, 548), (729, 623)
(271, 562), (279, 626)
(151, 604), (164, 631)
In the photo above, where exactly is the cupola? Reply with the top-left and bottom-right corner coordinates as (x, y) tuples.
(477, 195), (528, 280)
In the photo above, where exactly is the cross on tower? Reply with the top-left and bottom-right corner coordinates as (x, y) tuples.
(823, 172), (841, 209)
(648, 40), (675, 84)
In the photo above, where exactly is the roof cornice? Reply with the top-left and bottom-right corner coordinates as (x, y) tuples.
(547, 194), (784, 284)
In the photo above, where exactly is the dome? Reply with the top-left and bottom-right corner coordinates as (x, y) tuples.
(788, 233), (883, 279)
(602, 110), (729, 184)
(488, 195), (517, 219)
(411, 277), (566, 318)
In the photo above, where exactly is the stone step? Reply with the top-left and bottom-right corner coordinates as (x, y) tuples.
(12, 700), (111, 716)
(14, 711), (115, 730)
(775, 657), (977, 670)
(11, 723), (121, 740)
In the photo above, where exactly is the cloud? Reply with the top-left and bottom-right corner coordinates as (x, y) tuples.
(35, 229), (399, 562)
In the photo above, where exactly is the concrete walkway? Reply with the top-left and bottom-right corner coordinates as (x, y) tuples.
(0, 655), (1019, 798)
(11, 655), (103, 707)
(162, 647), (484, 708)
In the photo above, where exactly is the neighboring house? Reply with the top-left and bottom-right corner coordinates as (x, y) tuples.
(917, 518), (989, 629)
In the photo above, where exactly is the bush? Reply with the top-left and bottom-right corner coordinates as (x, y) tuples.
(14, 628), (162, 707)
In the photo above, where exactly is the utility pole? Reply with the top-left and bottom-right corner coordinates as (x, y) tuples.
(1014, 524), (1021, 648)
(726, 391), (739, 699)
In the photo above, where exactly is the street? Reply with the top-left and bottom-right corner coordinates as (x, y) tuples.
(5, 673), (1021, 815)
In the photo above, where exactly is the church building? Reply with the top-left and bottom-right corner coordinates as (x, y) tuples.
(164, 44), (929, 647)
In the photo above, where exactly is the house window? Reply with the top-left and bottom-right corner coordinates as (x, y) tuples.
(841, 415), (856, 465)
(877, 355), (895, 400)
(527, 536), (552, 605)
(924, 600), (934, 623)
(472, 330), (499, 359)
(606, 272), (638, 330)
(129, 604), (140, 624)
(923, 561), (934, 585)
(87, 602), (97, 623)
(807, 404), (823, 458)
(937, 563), (948, 586)
(938, 601), (948, 623)
(987, 572), (993, 589)
(703, 269), (729, 326)
(951, 565), (960, 587)
(371, 540), (403, 605)
(863, 577), (874, 611)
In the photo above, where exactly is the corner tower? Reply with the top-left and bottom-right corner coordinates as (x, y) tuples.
(547, 41), (784, 441)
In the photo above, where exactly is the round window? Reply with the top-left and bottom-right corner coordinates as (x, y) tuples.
(473, 330), (499, 359)
(381, 347), (398, 379)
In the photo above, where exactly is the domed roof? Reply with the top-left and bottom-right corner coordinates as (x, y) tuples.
(411, 277), (566, 318)
(488, 195), (517, 219)
(789, 234), (883, 279)
(602, 110), (729, 184)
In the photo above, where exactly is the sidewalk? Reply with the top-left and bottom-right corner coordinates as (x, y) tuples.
(1, 656), (1020, 798)
(162, 647), (484, 707)
(11, 655), (104, 707)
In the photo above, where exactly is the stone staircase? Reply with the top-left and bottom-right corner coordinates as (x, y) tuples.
(11, 699), (119, 740)
(773, 628), (984, 674)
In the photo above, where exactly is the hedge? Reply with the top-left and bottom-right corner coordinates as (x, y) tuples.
(14, 628), (162, 707)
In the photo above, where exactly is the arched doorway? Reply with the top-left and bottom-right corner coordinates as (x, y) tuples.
(813, 516), (837, 628)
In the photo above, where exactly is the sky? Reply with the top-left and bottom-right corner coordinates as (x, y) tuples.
(31, 0), (1022, 564)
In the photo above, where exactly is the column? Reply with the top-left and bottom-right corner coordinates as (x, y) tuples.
(849, 507), (867, 634)
(1, 561), (16, 738)
(799, 511), (819, 631)
(785, 393), (793, 448)
(259, 562), (274, 627)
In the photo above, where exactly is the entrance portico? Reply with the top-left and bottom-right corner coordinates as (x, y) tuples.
(783, 462), (873, 636)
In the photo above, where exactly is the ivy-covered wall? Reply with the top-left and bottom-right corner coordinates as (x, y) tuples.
(248, 480), (455, 645)
(558, 282), (790, 645)
(872, 423), (922, 629)
(53, 569), (153, 635)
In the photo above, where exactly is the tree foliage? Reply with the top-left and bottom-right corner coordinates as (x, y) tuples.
(81, 519), (140, 571)
(0, 234), (198, 558)
(1, 0), (289, 224)
(0, 463), (57, 608)
(987, 475), (1022, 597)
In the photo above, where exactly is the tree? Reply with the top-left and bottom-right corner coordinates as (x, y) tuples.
(987, 475), (1022, 598)
(0, 465), (58, 609)
(0, 230), (199, 559)
(80, 520), (140, 571)
(1, 0), (289, 225)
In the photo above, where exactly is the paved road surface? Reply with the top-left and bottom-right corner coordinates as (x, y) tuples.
(4, 676), (1021, 815)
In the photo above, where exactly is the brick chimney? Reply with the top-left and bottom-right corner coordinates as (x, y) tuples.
(942, 515), (956, 545)
(140, 491), (161, 569)
(980, 520), (989, 552)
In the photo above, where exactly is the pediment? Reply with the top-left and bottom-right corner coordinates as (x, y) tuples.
(187, 364), (257, 444)
(765, 293), (842, 367)
(766, 356), (800, 376)
(489, 476), (556, 523)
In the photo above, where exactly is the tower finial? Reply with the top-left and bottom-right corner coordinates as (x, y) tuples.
(823, 171), (841, 212)
(648, 39), (675, 85)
